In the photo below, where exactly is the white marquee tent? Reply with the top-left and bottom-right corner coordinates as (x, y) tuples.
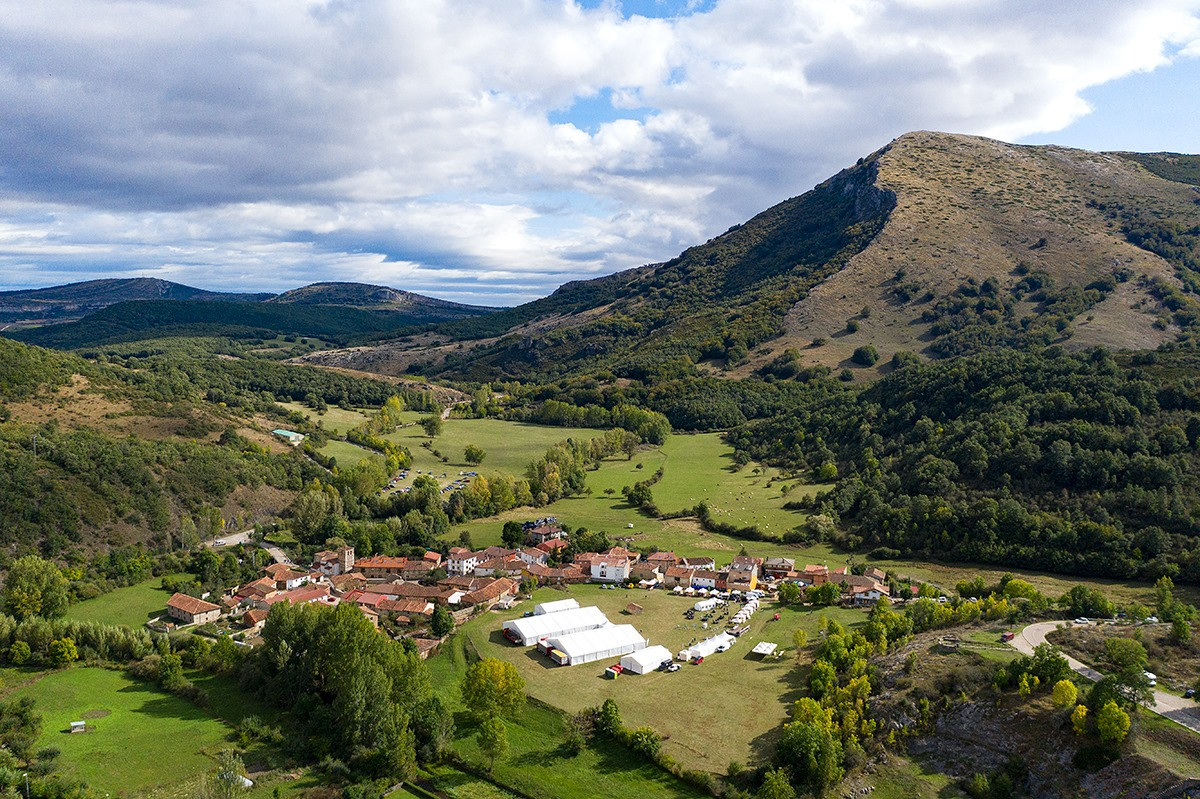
(502, 606), (608, 646)
(619, 644), (674, 674)
(678, 631), (735, 661)
(693, 598), (724, 612)
(547, 624), (647, 665)
(533, 598), (579, 616)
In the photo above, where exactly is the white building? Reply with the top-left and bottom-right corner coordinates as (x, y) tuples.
(619, 644), (674, 674)
(533, 598), (580, 615)
(546, 624), (647, 666)
(447, 549), (481, 576)
(501, 606), (609, 646)
(590, 556), (633, 583)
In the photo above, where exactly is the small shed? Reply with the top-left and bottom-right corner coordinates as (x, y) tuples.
(625, 602), (644, 615)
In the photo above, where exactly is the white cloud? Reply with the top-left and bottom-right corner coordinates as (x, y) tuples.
(1, 0), (1198, 303)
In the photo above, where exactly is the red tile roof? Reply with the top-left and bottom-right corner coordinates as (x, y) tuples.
(167, 593), (220, 615)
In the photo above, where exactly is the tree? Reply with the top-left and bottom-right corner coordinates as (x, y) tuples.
(1102, 638), (1152, 707)
(1071, 704), (1088, 735)
(778, 582), (802, 605)
(851, 345), (879, 366)
(420, 415), (444, 438)
(596, 698), (623, 736)
(776, 720), (843, 794)
(477, 716), (509, 771)
(758, 768), (797, 799)
(8, 641), (31, 665)
(501, 521), (524, 549)
(2, 555), (69, 621)
(464, 444), (486, 465)
(47, 637), (77, 668)
(629, 726), (662, 759)
(792, 629), (808, 651)
(1052, 679), (1078, 709)
(431, 606), (455, 638)
(1096, 700), (1130, 745)
(1170, 618), (1192, 645)
(461, 658), (525, 722)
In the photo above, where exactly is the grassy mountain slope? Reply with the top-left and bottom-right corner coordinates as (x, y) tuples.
(298, 132), (1200, 383)
(298, 155), (896, 380)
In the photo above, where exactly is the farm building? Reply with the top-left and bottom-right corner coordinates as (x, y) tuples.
(166, 593), (221, 625)
(502, 605), (609, 645)
(678, 631), (736, 661)
(546, 624), (647, 666)
(533, 598), (580, 615)
(272, 429), (305, 445)
(619, 644), (674, 674)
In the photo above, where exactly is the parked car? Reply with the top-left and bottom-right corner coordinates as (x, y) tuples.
(1000, 632), (1016, 642)
(1144, 616), (1159, 624)
(657, 660), (673, 671)
(691, 656), (704, 665)
(1184, 688), (1196, 699)
(214, 539), (226, 546)
(666, 663), (681, 673)
(1145, 671), (1157, 687)
(1074, 617), (1089, 624)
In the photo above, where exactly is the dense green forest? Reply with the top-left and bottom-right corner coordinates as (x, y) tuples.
(728, 347), (1200, 582)
(7, 300), (443, 349)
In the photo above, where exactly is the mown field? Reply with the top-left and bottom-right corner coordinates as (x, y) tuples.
(65, 574), (189, 628)
(385, 418), (600, 476)
(9, 668), (239, 795)
(448, 583), (869, 774)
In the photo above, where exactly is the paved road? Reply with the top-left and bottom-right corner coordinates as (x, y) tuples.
(1010, 620), (1200, 734)
(203, 529), (290, 564)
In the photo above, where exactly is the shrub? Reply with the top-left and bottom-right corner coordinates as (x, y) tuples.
(851, 345), (879, 366)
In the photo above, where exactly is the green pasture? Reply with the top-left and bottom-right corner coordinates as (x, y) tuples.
(385, 418), (599, 476)
(10, 668), (238, 795)
(318, 439), (383, 469)
(278, 402), (372, 433)
(442, 583), (868, 774)
(66, 575), (189, 628)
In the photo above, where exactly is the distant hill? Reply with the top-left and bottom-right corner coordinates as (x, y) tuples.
(0, 278), (499, 347)
(0, 277), (272, 327)
(296, 131), (1200, 381)
(269, 281), (499, 315)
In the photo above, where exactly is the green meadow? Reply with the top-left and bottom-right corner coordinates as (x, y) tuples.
(65, 575), (189, 629)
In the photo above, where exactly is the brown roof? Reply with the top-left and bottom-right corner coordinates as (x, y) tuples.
(664, 566), (691, 579)
(355, 555), (408, 570)
(264, 563), (292, 578)
(536, 538), (569, 552)
(379, 598), (434, 615)
(461, 578), (515, 605)
(243, 608), (269, 626)
(422, 550), (443, 563)
(647, 551), (678, 562)
(440, 575), (488, 590)
(167, 592), (220, 615)
(330, 573), (366, 592)
(524, 563), (583, 579)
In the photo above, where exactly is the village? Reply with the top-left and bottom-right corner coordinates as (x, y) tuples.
(161, 517), (905, 664)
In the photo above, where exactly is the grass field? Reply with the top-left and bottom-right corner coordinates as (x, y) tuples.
(65, 575), (189, 628)
(278, 402), (372, 433)
(11, 668), (239, 795)
(445, 583), (869, 774)
(319, 438), (384, 469)
(429, 632), (698, 799)
(384, 418), (600, 476)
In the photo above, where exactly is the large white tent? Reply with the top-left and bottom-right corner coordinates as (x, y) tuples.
(546, 624), (647, 665)
(502, 606), (608, 645)
(693, 598), (724, 612)
(619, 644), (674, 674)
(678, 631), (735, 661)
(533, 598), (579, 616)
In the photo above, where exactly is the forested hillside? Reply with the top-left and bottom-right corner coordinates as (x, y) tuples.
(728, 347), (1200, 582)
(0, 336), (438, 560)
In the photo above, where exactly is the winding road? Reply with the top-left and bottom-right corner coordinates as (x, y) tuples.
(203, 529), (290, 565)
(1009, 620), (1200, 734)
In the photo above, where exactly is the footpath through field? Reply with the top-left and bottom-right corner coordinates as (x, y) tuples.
(1009, 620), (1200, 734)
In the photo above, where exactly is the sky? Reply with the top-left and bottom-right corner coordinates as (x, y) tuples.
(2, 1), (1199, 306)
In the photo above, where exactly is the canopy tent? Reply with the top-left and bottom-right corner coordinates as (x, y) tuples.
(533, 598), (579, 616)
(619, 644), (674, 674)
(752, 641), (778, 657)
(678, 632), (735, 661)
(546, 625), (647, 665)
(502, 606), (608, 646)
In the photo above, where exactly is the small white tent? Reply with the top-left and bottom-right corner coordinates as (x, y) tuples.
(693, 598), (723, 612)
(619, 644), (674, 674)
(533, 598), (579, 616)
